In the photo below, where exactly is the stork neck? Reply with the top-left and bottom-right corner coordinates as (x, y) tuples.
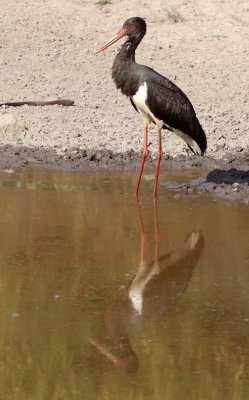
(112, 33), (145, 97)
(119, 33), (144, 60)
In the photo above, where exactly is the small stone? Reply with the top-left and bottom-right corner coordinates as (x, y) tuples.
(95, 151), (102, 161)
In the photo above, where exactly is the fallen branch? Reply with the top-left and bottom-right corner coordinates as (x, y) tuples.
(0, 99), (74, 107)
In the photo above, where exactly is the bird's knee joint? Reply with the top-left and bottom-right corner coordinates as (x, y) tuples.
(143, 149), (149, 158)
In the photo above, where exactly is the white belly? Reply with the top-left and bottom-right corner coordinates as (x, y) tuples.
(132, 82), (164, 128)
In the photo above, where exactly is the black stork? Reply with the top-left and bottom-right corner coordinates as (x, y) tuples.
(96, 17), (207, 197)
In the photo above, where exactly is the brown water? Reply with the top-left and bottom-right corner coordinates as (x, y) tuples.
(0, 168), (248, 400)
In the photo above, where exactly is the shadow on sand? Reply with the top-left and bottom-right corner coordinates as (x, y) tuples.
(206, 168), (249, 185)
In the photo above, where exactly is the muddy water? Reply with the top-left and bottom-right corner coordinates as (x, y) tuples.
(0, 169), (248, 400)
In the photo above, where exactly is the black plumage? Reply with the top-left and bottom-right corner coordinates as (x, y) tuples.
(96, 17), (207, 195)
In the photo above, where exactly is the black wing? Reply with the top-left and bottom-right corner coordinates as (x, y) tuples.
(142, 66), (207, 154)
(146, 76), (197, 132)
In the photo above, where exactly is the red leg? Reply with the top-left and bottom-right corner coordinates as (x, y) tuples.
(135, 125), (149, 196)
(153, 199), (160, 266)
(136, 200), (146, 267)
(154, 128), (163, 197)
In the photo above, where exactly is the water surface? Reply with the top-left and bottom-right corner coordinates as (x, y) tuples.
(0, 169), (248, 400)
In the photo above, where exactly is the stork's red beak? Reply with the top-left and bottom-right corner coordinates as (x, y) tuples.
(95, 27), (128, 54)
(89, 337), (139, 373)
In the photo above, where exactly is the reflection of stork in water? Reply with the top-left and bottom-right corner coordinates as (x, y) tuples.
(90, 202), (205, 373)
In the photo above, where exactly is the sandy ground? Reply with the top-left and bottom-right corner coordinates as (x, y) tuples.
(0, 0), (248, 202)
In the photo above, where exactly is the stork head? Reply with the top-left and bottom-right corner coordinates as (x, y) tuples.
(95, 17), (146, 54)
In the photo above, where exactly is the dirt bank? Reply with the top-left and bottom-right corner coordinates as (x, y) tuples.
(0, 144), (248, 203)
